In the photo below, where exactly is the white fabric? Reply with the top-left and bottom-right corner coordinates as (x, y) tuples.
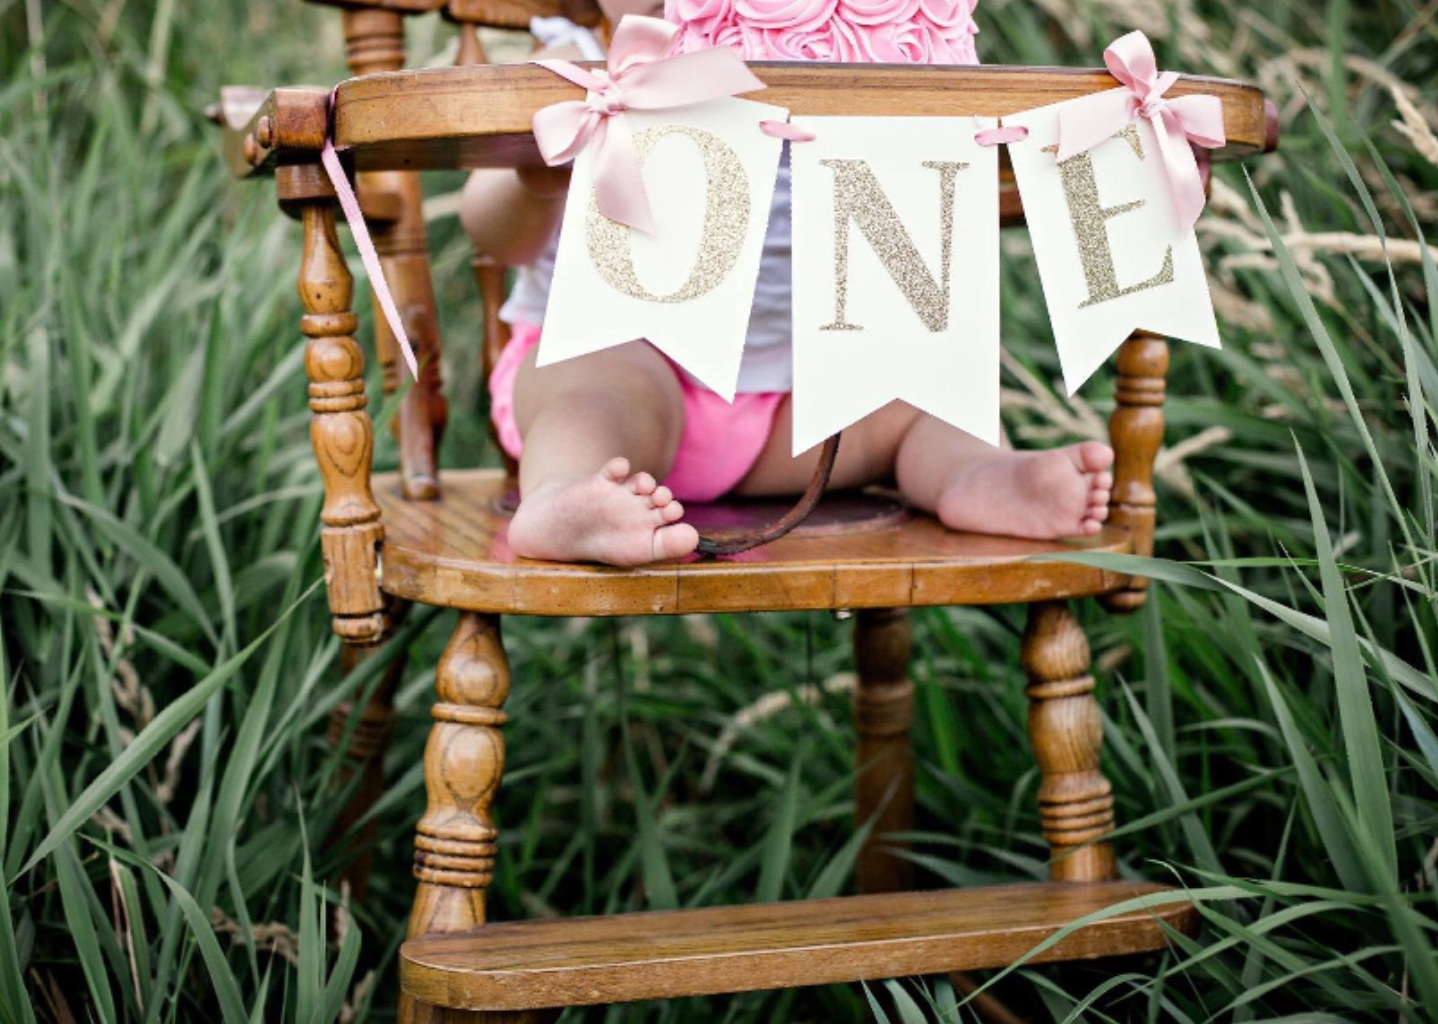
(501, 156), (796, 395)
(529, 16), (606, 60)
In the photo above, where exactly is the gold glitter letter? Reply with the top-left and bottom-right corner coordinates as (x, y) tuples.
(1043, 126), (1174, 309)
(819, 159), (967, 333)
(586, 125), (750, 304)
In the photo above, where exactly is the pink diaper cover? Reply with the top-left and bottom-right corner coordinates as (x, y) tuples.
(489, 322), (787, 503)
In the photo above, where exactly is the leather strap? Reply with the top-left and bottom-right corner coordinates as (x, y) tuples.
(695, 432), (841, 557)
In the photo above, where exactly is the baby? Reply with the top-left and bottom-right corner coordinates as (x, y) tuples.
(461, 0), (1114, 567)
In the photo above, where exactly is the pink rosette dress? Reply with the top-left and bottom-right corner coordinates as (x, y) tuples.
(668, 0), (978, 63)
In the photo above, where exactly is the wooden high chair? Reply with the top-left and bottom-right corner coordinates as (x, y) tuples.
(215, 4), (1276, 1018)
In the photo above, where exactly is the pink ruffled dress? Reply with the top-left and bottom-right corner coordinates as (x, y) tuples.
(489, 2), (981, 501)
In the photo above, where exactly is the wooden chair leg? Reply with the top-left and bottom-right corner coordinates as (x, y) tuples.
(402, 613), (557, 1024)
(1102, 331), (1169, 613)
(327, 637), (406, 905)
(293, 183), (387, 646)
(852, 607), (915, 895)
(1021, 602), (1116, 882)
(855, 611), (1030, 1024)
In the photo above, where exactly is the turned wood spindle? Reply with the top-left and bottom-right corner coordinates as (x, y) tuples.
(342, 8), (448, 502)
(452, 26), (521, 481)
(471, 252), (519, 479)
(410, 612), (509, 938)
(852, 607), (915, 895)
(299, 200), (387, 645)
(403, 613), (546, 1024)
(1021, 602), (1115, 882)
(1102, 330), (1170, 613)
(455, 19), (488, 68)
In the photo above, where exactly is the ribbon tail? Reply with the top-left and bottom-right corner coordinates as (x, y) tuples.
(591, 115), (655, 233)
(1150, 111), (1206, 234)
(319, 139), (419, 381)
(531, 57), (610, 92)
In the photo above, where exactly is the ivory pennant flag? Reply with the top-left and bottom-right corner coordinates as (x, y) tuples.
(789, 117), (1001, 456)
(539, 97), (788, 400)
(1005, 92), (1219, 394)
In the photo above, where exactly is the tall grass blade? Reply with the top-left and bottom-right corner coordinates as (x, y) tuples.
(19, 580), (320, 876)
(1294, 442), (1396, 888)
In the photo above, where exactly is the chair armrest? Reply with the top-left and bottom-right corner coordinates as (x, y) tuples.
(218, 87), (328, 180)
(1101, 331), (1169, 613)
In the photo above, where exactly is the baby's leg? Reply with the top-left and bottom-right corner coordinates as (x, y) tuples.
(506, 342), (699, 565)
(733, 399), (925, 496)
(895, 415), (1114, 539)
(736, 399), (1113, 540)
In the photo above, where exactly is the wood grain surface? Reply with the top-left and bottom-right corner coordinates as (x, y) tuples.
(852, 608), (916, 895)
(373, 470), (1133, 615)
(400, 880), (1194, 1011)
(1101, 331), (1169, 612)
(1023, 602), (1116, 881)
(343, 8), (450, 502)
(299, 202), (388, 643)
(335, 62), (1270, 171)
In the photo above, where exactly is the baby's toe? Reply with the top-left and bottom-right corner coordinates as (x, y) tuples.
(629, 472), (657, 496)
(1090, 488), (1110, 507)
(650, 485), (674, 508)
(1093, 470), (1113, 491)
(1086, 503), (1110, 524)
(602, 457), (631, 482)
(1075, 441), (1115, 474)
(653, 522), (699, 561)
(658, 499), (685, 523)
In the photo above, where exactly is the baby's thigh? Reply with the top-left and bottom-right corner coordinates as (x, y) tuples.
(511, 339), (684, 434)
(735, 399), (921, 496)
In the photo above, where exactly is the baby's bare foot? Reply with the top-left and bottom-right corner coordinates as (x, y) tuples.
(936, 441), (1114, 540)
(508, 457), (700, 566)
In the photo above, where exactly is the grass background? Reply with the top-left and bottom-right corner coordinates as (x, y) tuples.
(3, 0), (1438, 1020)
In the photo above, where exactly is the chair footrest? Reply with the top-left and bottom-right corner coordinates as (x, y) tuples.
(401, 881), (1195, 1012)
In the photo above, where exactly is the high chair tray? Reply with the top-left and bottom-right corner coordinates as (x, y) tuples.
(401, 880), (1194, 1011)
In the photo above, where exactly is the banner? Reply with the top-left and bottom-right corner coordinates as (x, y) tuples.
(788, 117), (1001, 455)
(1004, 92), (1220, 394)
(539, 96), (788, 400)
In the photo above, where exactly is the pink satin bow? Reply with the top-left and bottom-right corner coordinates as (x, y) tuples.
(531, 15), (766, 233)
(1056, 30), (1226, 233)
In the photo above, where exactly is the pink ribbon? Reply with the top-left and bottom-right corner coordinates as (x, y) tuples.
(531, 15), (767, 233)
(321, 88), (419, 379)
(975, 124), (1028, 146)
(760, 119), (816, 142)
(1056, 30), (1226, 233)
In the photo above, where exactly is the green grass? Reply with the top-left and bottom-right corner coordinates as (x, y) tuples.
(2, 0), (1438, 1020)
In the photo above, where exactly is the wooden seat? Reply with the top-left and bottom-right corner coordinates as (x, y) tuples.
(217, 4), (1277, 1017)
(402, 882), (1194, 1011)
(376, 469), (1134, 615)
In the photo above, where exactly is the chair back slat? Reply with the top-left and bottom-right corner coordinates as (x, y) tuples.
(447, 0), (603, 30)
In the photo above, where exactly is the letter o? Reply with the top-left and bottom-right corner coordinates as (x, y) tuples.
(585, 125), (751, 304)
